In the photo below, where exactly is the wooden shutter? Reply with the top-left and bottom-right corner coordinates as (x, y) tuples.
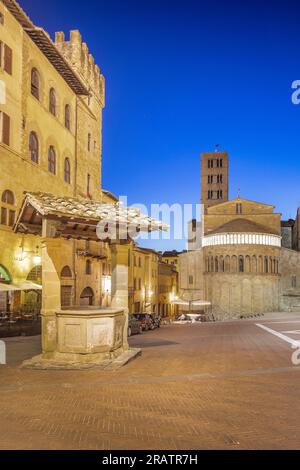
(2, 112), (10, 146)
(61, 286), (72, 307)
(4, 45), (12, 75)
(8, 210), (15, 227)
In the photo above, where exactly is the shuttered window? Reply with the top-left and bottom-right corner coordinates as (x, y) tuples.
(61, 286), (72, 307)
(4, 44), (12, 75)
(0, 111), (10, 146)
(0, 42), (12, 75)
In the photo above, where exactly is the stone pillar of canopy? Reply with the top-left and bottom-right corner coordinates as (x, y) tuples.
(41, 219), (62, 358)
(110, 241), (130, 351)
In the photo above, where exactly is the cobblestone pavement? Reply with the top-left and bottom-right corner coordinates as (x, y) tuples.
(1, 313), (300, 450)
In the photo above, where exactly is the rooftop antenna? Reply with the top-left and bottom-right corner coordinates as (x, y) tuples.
(215, 144), (220, 152)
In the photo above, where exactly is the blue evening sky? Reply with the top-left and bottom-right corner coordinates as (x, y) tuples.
(20, 0), (300, 251)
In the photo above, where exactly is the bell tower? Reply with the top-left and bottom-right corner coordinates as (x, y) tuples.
(201, 148), (229, 211)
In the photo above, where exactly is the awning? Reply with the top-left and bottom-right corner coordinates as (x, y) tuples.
(0, 282), (42, 292)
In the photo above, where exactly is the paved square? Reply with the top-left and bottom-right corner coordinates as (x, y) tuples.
(1, 313), (300, 450)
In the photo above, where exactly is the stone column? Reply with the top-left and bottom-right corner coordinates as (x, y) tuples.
(41, 220), (62, 358)
(111, 242), (129, 350)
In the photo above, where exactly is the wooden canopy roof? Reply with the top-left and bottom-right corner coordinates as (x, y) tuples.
(14, 192), (168, 242)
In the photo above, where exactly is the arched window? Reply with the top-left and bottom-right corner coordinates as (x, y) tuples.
(86, 259), (92, 275)
(88, 133), (91, 151)
(65, 104), (71, 130)
(264, 257), (269, 274)
(29, 131), (39, 163)
(1, 190), (15, 227)
(61, 266), (72, 278)
(49, 88), (56, 116)
(64, 158), (71, 184)
(48, 146), (56, 174)
(215, 257), (219, 272)
(231, 255), (238, 273)
(239, 256), (244, 273)
(245, 255), (251, 273)
(252, 256), (257, 273)
(31, 68), (40, 100)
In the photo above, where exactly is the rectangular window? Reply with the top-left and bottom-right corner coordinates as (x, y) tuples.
(220, 159), (223, 168)
(189, 275), (193, 285)
(292, 275), (297, 288)
(8, 210), (15, 227)
(236, 203), (242, 215)
(0, 12), (4, 25)
(4, 44), (12, 75)
(0, 42), (12, 75)
(0, 207), (7, 225)
(87, 174), (91, 196)
(0, 111), (10, 146)
(139, 279), (141, 290)
(208, 191), (211, 200)
(216, 159), (220, 168)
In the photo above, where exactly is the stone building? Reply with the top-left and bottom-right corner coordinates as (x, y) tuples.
(158, 262), (178, 319)
(179, 150), (300, 319)
(0, 0), (109, 312)
(0, 0), (177, 322)
(160, 250), (185, 272)
(201, 150), (229, 209)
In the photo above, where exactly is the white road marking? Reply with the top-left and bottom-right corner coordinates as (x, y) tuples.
(282, 330), (300, 335)
(256, 323), (300, 347)
(266, 321), (300, 325)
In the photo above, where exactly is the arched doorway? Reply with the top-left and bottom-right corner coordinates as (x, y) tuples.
(80, 287), (94, 306)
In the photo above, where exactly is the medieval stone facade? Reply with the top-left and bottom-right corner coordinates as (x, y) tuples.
(0, 0), (178, 318)
(180, 152), (300, 319)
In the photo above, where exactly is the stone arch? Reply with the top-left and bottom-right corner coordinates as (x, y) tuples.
(80, 287), (94, 306)
(219, 256), (224, 272)
(264, 256), (269, 274)
(252, 255), (257, 273)
(258, 256), (263, 273)
(245, 255), (251, 273)
(239, 255), (244, 273)
(231, 255), (238, 273)
(225, 255), (230, 272)
(210, 256), (214, 273)
(27, 265), (42, 285)
(60, 265), (73, 278)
